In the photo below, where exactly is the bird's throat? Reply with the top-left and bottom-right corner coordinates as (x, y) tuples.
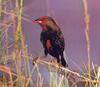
(42, 26), (47, 31)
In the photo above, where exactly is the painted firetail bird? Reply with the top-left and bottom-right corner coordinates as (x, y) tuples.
(33, 16), (68, 67)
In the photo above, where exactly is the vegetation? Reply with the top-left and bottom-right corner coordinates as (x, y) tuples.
(0, 0), (99, 87)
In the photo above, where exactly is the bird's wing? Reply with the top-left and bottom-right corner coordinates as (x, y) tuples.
(52, 33), (65, 49)
(46, 39), (52, 50)
(40, 31), (65, 51)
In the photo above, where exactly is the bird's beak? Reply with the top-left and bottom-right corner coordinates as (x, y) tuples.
(32, 20), (38, 23)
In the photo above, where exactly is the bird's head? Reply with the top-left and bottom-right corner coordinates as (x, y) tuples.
(34, 16), (50, 26)
(34, 16), (61, 32)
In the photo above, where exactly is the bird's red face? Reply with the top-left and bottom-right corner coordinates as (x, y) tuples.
(34, 16), (58, 31)
(34, 16), (49, 26)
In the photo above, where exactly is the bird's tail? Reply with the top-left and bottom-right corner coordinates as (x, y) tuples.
(61, 52), (68, 67)
(63, 51), (68, 64)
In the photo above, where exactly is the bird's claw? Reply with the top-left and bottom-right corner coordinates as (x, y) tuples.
(32, 57), (39, 66)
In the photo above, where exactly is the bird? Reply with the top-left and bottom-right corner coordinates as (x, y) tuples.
(34, 16), (68, 67)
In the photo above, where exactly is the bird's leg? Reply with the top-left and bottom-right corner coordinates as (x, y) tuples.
(49, 55), (60, 66)
(32, 57), (39, 65)
(55, 55), (64, 68)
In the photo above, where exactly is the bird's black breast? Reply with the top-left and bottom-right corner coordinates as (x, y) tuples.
(40, 30), (65, 56)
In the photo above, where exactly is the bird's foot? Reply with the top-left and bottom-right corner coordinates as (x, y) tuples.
(32, 57), (39, 66)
